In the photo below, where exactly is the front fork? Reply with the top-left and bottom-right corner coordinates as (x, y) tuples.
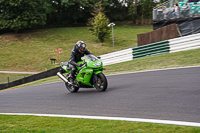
(93, 73), (98, 84)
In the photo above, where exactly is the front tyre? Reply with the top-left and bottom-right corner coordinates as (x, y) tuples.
(93, 73), (108, 92)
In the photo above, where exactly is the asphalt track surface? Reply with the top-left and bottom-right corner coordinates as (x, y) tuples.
(0, 66), (200, 123)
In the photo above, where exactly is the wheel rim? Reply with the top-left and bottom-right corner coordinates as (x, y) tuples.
(96, 77), (104, 90)
(69, 85), (75, 91)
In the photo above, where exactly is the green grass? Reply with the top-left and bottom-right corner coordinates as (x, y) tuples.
(0, 115), (200, 133)
(0, 26), (152, 72)
(0, 73), (32, 84)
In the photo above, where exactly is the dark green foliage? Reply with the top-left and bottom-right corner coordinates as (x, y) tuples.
(0, 0), (167, 31)
(0, 0), (51, 32)
(128, 0), (158, 24)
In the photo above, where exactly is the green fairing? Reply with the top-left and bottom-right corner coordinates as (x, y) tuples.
(76, 67), (94, 86)
(61, 65), (71, 73)
(61, 54), (104, 87)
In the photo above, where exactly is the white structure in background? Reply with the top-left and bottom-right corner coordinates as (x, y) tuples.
(100, 48), (133, 66)
(169, 33), (200, 53)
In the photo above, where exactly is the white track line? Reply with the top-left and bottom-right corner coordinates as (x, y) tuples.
(1, 113), (200, 127)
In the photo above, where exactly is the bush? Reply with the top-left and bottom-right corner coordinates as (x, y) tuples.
(88, 3), (111, 45)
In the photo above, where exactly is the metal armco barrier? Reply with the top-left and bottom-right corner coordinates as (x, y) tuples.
(169, 33), (200, 53)
(100, 48), (133, 66)
(132, 40), (170, 59)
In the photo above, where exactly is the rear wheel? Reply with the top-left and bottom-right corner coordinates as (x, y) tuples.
(93, 73), (108, 92)
(65, 75), (79, 93)
(65, 83), (79, 93)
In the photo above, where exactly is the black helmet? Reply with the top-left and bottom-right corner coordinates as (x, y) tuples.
(76, 41), (86, 53)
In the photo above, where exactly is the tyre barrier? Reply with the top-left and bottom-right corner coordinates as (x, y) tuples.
(132, 40), (170, 59)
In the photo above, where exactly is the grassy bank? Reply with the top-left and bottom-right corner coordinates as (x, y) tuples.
(0, 26), (152, 72)
(0, 73), (32, 84)
(1, 115), (200, 133)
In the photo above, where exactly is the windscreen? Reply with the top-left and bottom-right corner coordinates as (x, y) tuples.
(82, 54), (98, 61)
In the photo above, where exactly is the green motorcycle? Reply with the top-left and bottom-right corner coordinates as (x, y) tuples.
(57, 54), (108, 93)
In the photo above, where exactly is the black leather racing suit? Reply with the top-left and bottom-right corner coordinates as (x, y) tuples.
(68, 45), (91, 77)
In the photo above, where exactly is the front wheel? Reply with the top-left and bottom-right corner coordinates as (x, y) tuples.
(93, 73), (108, 92)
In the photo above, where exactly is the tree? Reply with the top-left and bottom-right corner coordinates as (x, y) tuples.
(128, 0), (158, 25)
(88, 3), (111, 45)
(61, 0), (111, 25)
(128, 0), (139, 24)
(0, 0), (51, 33)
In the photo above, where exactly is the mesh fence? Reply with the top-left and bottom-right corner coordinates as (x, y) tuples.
(153, 0), (200, 21)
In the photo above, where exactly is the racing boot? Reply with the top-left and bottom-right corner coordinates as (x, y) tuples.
(69, 73), (75, 85)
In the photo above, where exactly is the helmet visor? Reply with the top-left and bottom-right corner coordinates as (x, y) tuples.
(79, 48), (85, 52)
(80, 43), (86, 52)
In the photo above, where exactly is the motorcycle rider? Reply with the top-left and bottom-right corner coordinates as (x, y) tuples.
(68, 41), (91, 84)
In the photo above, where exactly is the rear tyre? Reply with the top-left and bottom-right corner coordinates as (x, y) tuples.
(93, 73), (108, 92)
(65, 75), (79, 93)
(65, 83), (79, 93)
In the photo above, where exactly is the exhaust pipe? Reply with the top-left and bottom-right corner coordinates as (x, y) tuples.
(57, 72), (70, 83)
